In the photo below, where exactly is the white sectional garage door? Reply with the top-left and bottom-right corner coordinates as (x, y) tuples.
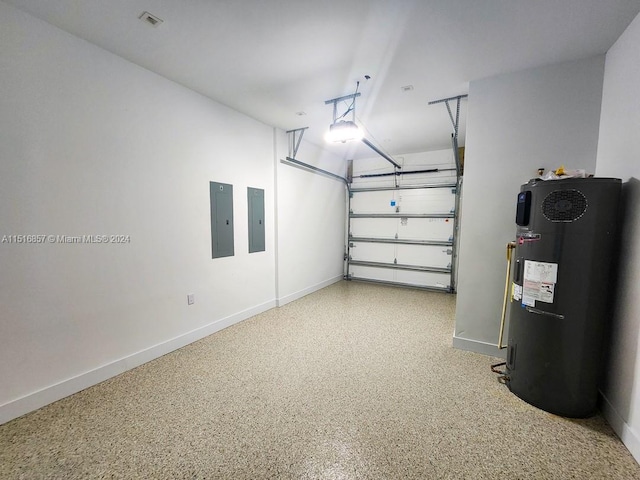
(346, 150), (460, 292)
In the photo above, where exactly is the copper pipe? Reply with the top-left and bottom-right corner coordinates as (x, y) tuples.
(498, 242), (517, 349)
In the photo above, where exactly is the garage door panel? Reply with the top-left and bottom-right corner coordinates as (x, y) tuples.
(350, 218), (398, 238)
(351, 218), (453, 241)
(351, 189), (455, 215)
(349, 243), (395, 263)
(349, 266), (451, 290)
(394, 190), (455, 215)
(396, 244), (451, 268)
(350, 265), (395, 283)
(398, 218), (453, 241)
(395, 270), (451, 289)
(350, 190), (397, 213)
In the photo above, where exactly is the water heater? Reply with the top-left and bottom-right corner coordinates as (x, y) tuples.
(506, 177), (621, 417)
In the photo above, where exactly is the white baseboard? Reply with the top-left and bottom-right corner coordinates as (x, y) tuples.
(600, 392), (640, 464)
(276, 275), (343, 307)
(452, 335), (507, 359)
(0, 300), (276, 426)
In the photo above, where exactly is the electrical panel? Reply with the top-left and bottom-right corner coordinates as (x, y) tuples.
(210, 182), (234, 258)
(247, 187), (265, 253)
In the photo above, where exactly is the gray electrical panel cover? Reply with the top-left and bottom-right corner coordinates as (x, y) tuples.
(248, 187), (265, 253)
(210, 182), (234, 258)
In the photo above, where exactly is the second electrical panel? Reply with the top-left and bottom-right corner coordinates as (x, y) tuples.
(248, 187), (265, 253)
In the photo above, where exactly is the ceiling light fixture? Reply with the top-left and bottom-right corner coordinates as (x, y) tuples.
(324, 84), (362, 143)
(324, 79), (401, 169)
(325, 120), (363, 143)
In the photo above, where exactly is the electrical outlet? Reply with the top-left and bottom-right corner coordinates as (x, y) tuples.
(187, 294), (195, 305)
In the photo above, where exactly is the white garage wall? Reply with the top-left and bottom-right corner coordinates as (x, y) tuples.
(0, 2), (345, 424)
(274, 133), (347, 305)
(595, 11), (640, 463)
(454, 56), (605, 356)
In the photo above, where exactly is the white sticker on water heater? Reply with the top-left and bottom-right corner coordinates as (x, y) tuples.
(522, 260), (558, 306)
(512, 283), (522, 301)
(522, 281), (539, 306)
(524, 260), (558, 283)
(539, 282), (555, 303)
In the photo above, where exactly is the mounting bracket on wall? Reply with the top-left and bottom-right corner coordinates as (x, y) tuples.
(282, 128), (349, 186)
(286, 127), (308, 159)
(427, 93), (468, 293)
(428, 94), (468, 140)
(429, 94), (467, 178)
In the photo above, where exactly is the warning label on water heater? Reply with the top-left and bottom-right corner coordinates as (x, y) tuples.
(522, 260), (558, 307)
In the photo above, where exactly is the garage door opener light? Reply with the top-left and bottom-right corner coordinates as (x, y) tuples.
(324, 86), (362, 143)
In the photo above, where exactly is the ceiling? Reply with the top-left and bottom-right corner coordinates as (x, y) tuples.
(5, 0), (640, 161)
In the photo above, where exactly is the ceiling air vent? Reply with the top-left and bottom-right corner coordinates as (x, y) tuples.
(139, 11), (163, 27)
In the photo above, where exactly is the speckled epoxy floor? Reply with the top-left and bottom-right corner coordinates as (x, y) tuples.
(1, 281), (639, 479)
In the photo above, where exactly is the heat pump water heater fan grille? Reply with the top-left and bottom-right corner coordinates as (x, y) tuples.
(542, 189), (587, 222)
